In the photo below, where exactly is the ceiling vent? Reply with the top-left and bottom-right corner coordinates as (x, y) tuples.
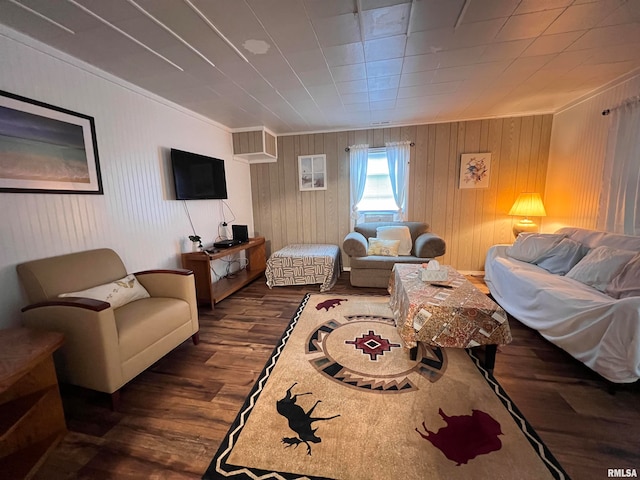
(232, 127), (277, 163)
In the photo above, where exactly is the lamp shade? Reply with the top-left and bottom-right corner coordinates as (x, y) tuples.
(509, 193), (547, 217)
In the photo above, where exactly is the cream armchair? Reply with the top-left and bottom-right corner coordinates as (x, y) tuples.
(17, 248), (199, 409)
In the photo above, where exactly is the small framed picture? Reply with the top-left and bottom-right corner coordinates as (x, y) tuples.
(459, 153), (491, 189)
(298, 154), (326, 191)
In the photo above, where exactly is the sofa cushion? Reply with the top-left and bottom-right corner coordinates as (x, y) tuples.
(350, 255), (428, 270)
(566, 246), (636, 292)
(534, 237), (589, 275)
(506, 233), (565, 263)
(377, 226), (412, 255)
(59, 274), (150, 308)
(605, 253), (640, 299)
(115, 297), (191, 361)
(355, 222), (429, 253)
(367, 238), (400, 256)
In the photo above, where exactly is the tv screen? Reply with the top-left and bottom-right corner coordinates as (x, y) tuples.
(171, 148), (228, 200)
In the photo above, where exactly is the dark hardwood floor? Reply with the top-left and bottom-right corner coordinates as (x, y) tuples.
(34, 273), (639, 480)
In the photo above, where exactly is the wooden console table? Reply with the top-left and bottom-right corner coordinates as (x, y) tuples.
(181, 237), (266, 306)
(0, 328), (66, 479)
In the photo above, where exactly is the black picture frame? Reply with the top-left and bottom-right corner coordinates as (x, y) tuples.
(0, 90), (103, 194)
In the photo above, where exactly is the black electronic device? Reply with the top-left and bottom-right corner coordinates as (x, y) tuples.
(171, 148), (228, 200)
(213, 239), (242, 248)
(232, 224), (249, 243)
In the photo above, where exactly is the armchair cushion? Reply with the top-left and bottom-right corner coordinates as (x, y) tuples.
(367, 238), (401, 256)
(376, 226), (412, 255)
(59, 274), (150, 309)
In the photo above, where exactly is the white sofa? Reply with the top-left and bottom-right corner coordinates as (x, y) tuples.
(485, 227), (640, 384)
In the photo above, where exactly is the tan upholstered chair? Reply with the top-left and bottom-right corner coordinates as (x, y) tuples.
(17, 248), (199, 409)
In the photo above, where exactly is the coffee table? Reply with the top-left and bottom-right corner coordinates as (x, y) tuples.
(388, 264), (512, 372)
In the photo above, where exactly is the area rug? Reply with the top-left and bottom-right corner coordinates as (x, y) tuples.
(203, 294), (568, 480)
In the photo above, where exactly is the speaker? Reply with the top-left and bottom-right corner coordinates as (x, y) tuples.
(232, 224), (249, 243)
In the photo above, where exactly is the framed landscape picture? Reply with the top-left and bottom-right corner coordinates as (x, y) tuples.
(0, 90), (103, 194)
(298, 154), (326, 191)
(459, 152), (491, 189)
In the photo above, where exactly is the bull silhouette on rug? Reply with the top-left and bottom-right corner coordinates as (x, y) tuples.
(276, 382), (340, 455)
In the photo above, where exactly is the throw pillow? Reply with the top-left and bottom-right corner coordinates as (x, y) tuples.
(367, 238), (401, 257)
(605, 253), (640, 299)
(534, 237), (589, 275)
(566, 246), (636, 292)
(59, 274), (150, 308)
(505, 233), (565, 263)
(376, 226), (412, 255)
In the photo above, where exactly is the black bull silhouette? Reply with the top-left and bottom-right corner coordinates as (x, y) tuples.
(276, 383), (340, 455)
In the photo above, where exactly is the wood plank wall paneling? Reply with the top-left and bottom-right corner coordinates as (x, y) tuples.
(544, 74), (640, 233)
(251, 114), (553, 271)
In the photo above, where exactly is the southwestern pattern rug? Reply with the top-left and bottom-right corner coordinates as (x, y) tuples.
(203, 294), (569, 480)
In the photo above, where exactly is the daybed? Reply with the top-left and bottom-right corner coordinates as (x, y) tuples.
(265, 243), (341, 292)
(343, 221), (446, 288)
(485, 227), (640, 383)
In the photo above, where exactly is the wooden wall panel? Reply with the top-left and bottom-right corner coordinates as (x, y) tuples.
(252, 114), (553, 272)
(544, 74), (640, 233)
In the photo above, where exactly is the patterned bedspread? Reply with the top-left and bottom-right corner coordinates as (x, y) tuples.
(265, 244), (341, 292)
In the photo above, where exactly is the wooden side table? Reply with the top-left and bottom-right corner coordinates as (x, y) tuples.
(0, 328), (66, 479)
(181, 236), (266, 306)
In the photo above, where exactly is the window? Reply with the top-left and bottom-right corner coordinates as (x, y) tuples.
(356, 150), (398, 212)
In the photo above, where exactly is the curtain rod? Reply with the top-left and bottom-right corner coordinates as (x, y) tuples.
(602, 95), (640, 115)
(345, 142), (415, 152)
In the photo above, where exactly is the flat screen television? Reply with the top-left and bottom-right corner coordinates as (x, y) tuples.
(171, 148), (228, 200)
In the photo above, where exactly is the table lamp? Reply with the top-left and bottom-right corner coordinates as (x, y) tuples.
(509, 192), (546, 238)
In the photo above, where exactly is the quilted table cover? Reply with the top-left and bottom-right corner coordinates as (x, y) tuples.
(266, 244), (341, 292)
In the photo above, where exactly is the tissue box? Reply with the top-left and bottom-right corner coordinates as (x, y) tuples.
(421, 266), (448, 282)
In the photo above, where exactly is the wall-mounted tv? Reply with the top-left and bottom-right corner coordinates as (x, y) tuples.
(171, 148), (228, 200)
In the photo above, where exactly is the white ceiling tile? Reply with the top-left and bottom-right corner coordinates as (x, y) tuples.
(513, 0), (572, 15)
(245, 0), (308, 28)
(303, 0), (355, 19)
(347, 102), (372, 112)
(369, 88), (398, 101)
(331, 63), (367, 82)
(366, 57), (403, 77)
(368, 75), (400, 90)
(364, 34), (407, 61)
(407, 0), (465, 33)
(361, 0), (411, 11)
(598, 0), (640, 27)
(336, 79), (369, 94)
(267, 22), (319, 53)
(361, 3), (411, 40)
(285, 49), (327, 72)
(341, 92), (370, 104)
(544, 0), (625, 35)
(521, 31), (585, 57)
(398, 82), (461, 99)
(566, 23), (640, 51)
(461, 0), (520, 23)
(437, 46), (487, 68)
(323, 42), (366, 67)
(312, 13), (361, 47)
(431, 65), (476, 83)
(479, 39), (533, 62)
(495, 9), (564, 41)
(370, 100), (396, 110)
(402, 53), (439, 74)
(400, 70), (434, 88)
(297, 67), (335, 86)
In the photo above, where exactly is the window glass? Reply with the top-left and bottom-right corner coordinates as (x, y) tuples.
(357, 150), (398, 212)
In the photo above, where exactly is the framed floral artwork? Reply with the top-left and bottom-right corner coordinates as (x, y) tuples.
(459, 153), (491, 189)
(298, 154), (326, 191)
